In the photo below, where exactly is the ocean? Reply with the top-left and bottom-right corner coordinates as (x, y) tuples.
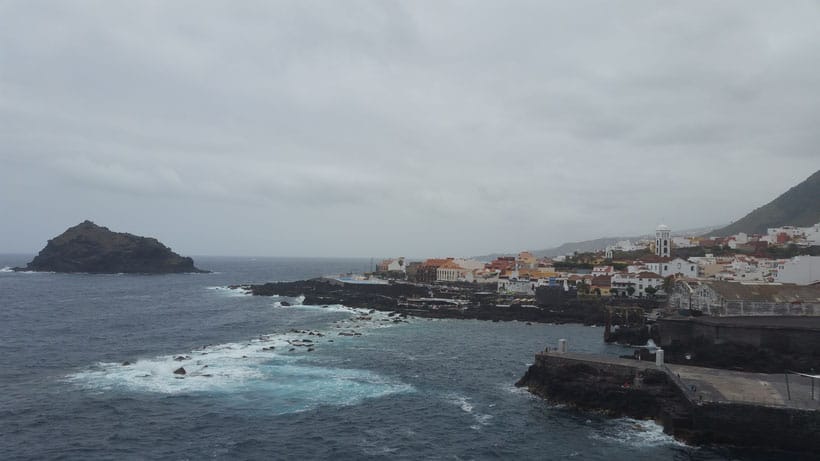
(0, 256), (801, 460)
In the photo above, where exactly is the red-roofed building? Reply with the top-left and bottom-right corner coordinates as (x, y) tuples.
(415, 258), (451, 283)
(486, 257), (516, 272)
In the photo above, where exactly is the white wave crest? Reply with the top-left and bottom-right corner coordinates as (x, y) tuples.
(591, 418), (689, 448)
(0, 266), (13, 273)
(65, 307), (413, 413)
(206, 286), (251, 297)
(446, 394), (493, 429)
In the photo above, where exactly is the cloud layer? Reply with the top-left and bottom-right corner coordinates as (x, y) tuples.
(2, 1), (819, 257)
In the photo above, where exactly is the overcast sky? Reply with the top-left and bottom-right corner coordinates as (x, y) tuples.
(2, 1), (819, 258)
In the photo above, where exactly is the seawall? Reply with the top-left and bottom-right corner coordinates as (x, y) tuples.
(516, 351), (820, 452)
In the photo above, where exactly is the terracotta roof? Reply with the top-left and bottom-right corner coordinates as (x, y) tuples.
(422, 258), (450, 267)
(591, 276), (612, 287)
(636, 272), (663, 279)
(437, 260), (464, 270)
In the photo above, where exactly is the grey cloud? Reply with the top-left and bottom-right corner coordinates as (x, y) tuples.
(1, 1), (819, 257)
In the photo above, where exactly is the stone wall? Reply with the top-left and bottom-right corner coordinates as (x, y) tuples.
(517, 352), (820, 452)
(658, 318), (820, 356)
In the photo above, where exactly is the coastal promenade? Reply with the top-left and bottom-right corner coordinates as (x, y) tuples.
(539, 351), (819, 410)
(520, 350), (820, 451)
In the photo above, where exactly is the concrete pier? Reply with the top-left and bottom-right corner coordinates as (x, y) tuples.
(517, 351), (820, 451)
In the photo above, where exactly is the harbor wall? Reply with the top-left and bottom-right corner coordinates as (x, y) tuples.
(658, 318), (820, 355)
(517, 352), (820, 452)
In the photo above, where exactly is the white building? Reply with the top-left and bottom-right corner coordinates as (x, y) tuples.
(655, 224), (671, 258)
(801, 223), (820, 245)
(611, 271), (664, 297)
(657, 258), (698, 278)
(605, 240), (644, 258)
(591, 265), (615, 277)
(497, 277), (536, 295)
(774, 256), (820, 285)
(387, 258), (406, 272)
(453, 258), (486, 271)
(727, 232), (749, 249)
(767, 226), (803, 238)
(377, 257), (406, 273)
(672, 236), (697, 248)
(436, 260), (469, 282)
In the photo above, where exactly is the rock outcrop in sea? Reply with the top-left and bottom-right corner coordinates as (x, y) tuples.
(16, 220), (207, 274)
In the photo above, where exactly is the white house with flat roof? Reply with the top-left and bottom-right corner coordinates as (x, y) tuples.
(774, 256), (820, 285)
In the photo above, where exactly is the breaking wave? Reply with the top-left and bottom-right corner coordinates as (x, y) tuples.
(446, 394), (493, 430)
(590, 418), (689, 448)
(206, 286), (251, 297)
(66, 307), (414, 414)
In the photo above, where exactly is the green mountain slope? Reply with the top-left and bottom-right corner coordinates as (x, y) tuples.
(709, 169), (820, 237)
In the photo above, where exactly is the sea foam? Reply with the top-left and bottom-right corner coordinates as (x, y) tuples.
(590, 418), (689, 448)
(206, 286), (251, 297)
(66, 306), (413, 414)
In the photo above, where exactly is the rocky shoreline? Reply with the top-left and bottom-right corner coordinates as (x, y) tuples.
(232, 278), (613, 324)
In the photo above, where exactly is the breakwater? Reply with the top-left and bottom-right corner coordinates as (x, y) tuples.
(516, 350), (820, 452)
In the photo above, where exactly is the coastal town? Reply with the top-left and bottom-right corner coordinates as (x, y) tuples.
(373, 222), (820, 309)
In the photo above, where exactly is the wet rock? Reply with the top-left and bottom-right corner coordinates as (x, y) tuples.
(307, 348), (314, 352)
(174, 355), (190, 361)
(280, 301), (291, 307)
(122, 361), (131, 366)
(173, 367), (186, 375)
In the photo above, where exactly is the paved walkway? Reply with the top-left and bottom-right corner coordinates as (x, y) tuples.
(667, 363), (820, 409)
(540, 351), (820, 410)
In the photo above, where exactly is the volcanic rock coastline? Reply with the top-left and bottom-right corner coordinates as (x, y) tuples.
(16, 220), (207, 274)
(234, 278), (611, 324)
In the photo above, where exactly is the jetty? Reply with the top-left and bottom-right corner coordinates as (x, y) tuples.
(517, 345), (820, 452)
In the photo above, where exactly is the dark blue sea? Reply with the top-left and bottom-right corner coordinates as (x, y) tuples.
(0, 256), (801, 460)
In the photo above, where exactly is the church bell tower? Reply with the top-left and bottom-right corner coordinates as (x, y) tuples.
(655, 224), (671, 258)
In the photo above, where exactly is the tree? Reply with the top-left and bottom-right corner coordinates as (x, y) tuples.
(662, 275), (675, 293)
(626, 285), (636, 297)
(645, 286), (658, 297)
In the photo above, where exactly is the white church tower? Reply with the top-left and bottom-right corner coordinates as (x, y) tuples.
(655, 224), (671, 258)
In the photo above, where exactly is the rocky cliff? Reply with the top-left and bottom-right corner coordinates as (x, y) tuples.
(16, 220), (207, 274)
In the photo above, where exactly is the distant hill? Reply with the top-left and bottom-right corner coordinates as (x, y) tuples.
(16, 220), (207, 274)
(474, 225), (721, 260)
(531, 237), (627, 258)
(708, 170), (820, 237)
